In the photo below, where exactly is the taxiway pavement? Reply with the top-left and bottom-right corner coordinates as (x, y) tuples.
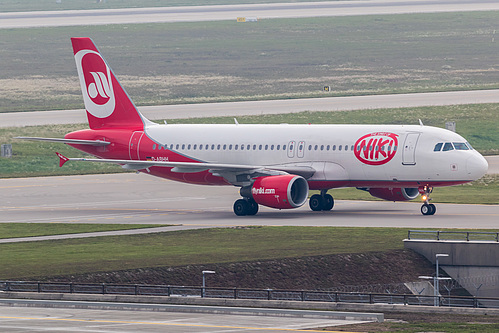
(1, 0), (498, 29)
(0, 301), (369, 333)
(2, 89), (499, 128)
(1, 173), (497, 234)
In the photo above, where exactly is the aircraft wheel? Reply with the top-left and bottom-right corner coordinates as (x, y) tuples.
(323, 194), (334, 211)
(421, 203), (436, 216)
(234, 199), (249, 216)
(428, 203), (436, 215)
(247, 200), (259, 216)
(309, 194), (324, 211)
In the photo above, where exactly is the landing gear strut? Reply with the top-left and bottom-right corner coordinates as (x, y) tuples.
(309, 190), (334, 211)
(420, 185), (436, 216)
(233, 198), (259, 216)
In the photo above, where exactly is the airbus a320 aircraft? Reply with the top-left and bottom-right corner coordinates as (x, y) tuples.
(19, 38), (488, 216)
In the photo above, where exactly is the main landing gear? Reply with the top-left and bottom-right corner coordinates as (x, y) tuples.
(309, 190), (334, 212)
(420, 185), (436, 216)
(233, 198), (259, 216)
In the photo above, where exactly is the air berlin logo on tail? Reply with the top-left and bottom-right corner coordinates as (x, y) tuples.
(75, 50), (115, 118)
(354, 132), (398, 165)
(88, 72), (112, 100)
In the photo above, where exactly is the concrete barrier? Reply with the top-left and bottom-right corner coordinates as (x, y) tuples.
(2, 291), (499, 318)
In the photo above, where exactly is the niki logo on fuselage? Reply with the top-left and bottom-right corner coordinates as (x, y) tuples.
(354, 132), (398, 165)
(74, 49), (116, 118)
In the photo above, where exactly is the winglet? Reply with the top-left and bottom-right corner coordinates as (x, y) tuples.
(56, 152), (69, 167)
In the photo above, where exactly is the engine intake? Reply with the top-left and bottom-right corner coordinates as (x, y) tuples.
(243, 175), (309, 209)
(368, 187), (419, 201)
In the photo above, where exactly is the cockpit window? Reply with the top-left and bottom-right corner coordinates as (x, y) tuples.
(466, 142), (474, 150)
(442, 142), (454, 151)
(453, 142), (469, 150)
(433, 143), (443, 151)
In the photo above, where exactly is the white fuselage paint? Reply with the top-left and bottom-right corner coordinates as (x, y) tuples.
(144, 123), (488, 186)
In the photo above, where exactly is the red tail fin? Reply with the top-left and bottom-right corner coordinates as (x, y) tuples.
(71, 37), (144, 130)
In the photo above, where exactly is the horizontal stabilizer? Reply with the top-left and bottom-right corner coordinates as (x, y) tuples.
(55, 152), (70, 167)
(15, 137), (110, 146)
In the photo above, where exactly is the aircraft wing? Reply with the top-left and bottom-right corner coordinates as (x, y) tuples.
(16, 137), (110, 146)
(55, 153), (316, 179)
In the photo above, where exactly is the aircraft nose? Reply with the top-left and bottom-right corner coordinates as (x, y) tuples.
(466, 154), (488, 180)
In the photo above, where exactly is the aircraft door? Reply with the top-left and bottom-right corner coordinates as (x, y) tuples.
(402, 132), (420, 165)
(297, 141), (305, 158)
(129, 131), (144, 160)
(287, 141), (296, 158)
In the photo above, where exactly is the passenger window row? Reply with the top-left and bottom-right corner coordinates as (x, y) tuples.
(152, 143), (354, 152)
(434, 142), (473, 152)
(308, 144), (355, 151)
(153, 143), (288, 151)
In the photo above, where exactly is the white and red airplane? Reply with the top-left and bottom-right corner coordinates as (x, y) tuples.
(19, 38), (488, 216)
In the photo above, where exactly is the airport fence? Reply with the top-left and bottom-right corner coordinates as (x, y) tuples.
(1, 280), (498, 309)
(407, 230), (499, 242)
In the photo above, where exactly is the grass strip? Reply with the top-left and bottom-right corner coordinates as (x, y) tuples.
(0, 226), (410, 279)
(1, 226), (497, 280)
(0, 223), (170, 239)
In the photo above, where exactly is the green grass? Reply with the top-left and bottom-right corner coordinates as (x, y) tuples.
(1, 226), (496, 280)
(0, 226), (410, 279)
(1, 12), (499, 112)
(0, 223), (168, 239)
(384, 322), (499, 333)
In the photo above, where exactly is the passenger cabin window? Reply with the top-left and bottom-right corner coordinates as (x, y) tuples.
(434, 143), (443, 151)
(442, 142), (454, 151)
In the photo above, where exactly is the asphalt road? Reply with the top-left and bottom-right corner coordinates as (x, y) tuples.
(1, 173), (497, 232)
(2, 89), (499, 127)
(1, 0), (499, 28)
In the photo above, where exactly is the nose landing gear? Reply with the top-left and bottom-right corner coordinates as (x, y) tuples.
(419, 185), (436, 215)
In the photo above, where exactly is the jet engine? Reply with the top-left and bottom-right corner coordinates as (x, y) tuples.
(368, 187), (419, 201)
(244, 175), (309, 209)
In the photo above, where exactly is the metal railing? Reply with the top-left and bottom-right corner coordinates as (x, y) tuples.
(1, 281), (498, 309)
(407, 230), (499, 242)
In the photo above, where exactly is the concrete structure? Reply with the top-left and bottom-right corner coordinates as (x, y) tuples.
(404, 239), (499, 302)
(2, 291), (499, 317)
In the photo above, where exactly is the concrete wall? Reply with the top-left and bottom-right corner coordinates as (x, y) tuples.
(404, 240), (499, 299)
(2, 292), (499, 317)
(404, 240), (499, 266)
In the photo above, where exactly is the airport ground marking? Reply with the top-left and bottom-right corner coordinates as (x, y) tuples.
(0, 315), (351, 332)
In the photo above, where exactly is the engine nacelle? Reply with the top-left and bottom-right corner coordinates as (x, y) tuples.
(368, 187), (419, 202)
(248, 175), (309, 209)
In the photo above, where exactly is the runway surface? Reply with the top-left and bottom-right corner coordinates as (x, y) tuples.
(1, 0), (498, 29)
(0, 301), (366, 333)
(1, 173), (497, 232)
(2, 89), (499, 127)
